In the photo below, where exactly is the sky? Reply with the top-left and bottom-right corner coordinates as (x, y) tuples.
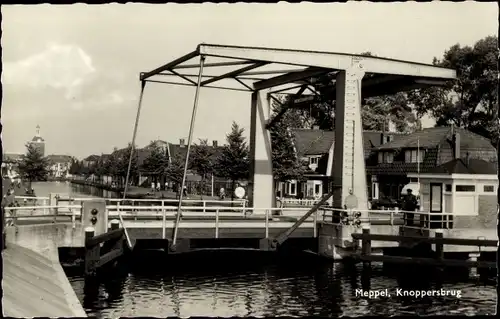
(1, 2), (498, 159)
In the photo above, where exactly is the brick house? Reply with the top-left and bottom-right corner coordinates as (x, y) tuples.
(276, 127), (402, 199)
(367, 126), (497, 201)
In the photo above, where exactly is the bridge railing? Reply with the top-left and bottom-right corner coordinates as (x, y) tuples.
(7, 197), (453, 231)
(3, 204), (83, 227)
(319, 207), (455, 230)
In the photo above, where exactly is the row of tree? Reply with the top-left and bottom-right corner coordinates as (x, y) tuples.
(70, 122), (252, 197)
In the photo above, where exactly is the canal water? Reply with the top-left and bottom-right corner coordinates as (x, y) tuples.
(36, 182), (498, 317)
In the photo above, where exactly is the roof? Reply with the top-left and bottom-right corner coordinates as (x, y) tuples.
(291, 129), (403, 157)
(31, 136), (45, 143)
(292, 129), (335, 156)
(428, 158), (497, 175)
(2, 153), (23, 163)
(46, 155), (73, 164)
(377, 126), (494, 151)
(168, 142), (224, 162)
(139, 43), (455, 98)
(83, 155), (100, 162)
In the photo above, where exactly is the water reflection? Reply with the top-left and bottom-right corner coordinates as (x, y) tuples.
(64, 250), (496, 318)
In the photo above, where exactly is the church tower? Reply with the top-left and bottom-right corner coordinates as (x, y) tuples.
(28, 125), (45, 156)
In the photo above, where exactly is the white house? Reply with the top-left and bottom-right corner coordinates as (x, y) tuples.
(408, 157), (498, 229)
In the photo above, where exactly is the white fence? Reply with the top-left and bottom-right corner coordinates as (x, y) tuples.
(5, 196), (450, 232)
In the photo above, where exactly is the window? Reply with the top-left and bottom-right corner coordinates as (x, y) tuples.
(288, 181), (297, 196)
(445, 184), (452, 192)
(378, 152), (393, 163)
(483, 185), (495, 193)
(409, 178), (418, 183)
(310, 157), (319, 165)
(405, 149), (425, 163)
(456, 185), (475, 192)
(385, 152), (393, 163)
(315, 184), (321, 195)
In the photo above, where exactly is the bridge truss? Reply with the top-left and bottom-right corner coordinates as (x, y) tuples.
(124, 43), (456, 249)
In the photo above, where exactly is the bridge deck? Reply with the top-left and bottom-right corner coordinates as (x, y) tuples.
(2, 244), (86, 318)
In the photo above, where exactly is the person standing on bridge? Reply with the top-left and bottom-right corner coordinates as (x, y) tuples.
(344, 189), (358, 210)
(344, 189), (358, 221)
(403, 189), (418, 226)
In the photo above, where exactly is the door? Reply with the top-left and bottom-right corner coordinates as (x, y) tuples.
(429, 183), (443, 228)
(430, 183), (443, 212)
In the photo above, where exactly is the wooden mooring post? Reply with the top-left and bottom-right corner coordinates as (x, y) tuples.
(352, 230), (497, 270)
(84, 219), (125, 276)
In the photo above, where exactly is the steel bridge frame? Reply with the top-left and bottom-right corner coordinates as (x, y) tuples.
(125, 43), (456, 248)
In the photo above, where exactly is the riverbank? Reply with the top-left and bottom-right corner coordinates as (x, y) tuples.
(71, 179), (224, 201)
(2, 243), (86, 317)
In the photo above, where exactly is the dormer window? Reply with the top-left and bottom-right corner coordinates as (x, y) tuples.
(378, 152), (394, 164)
(310, 157), (319, 165)
(405, 149), (425, 163)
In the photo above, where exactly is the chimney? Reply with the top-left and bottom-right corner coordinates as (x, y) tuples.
(453, 132), (460, 159)
(312, 125), (320, 130)
(212, 140), (218, 147)
(179, 138), (185, 147)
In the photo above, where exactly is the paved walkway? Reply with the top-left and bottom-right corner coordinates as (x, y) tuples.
(2, 244), (86, 317)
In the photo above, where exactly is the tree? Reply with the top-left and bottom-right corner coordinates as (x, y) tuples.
(141, 144), (169, 183)
(407, 35), (499, 146)
(269, 97), (309, 183)
(115, 144), (139, 187)
(214, 122), (250, 200)
(165, 153), (185, 187)
(69, 159), (82, 175)
(189, 139), (215, 199)
(17, 143), (50, 186)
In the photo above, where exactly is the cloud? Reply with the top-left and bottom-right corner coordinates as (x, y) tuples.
(3, 42), (135, 110)
(3, 43), (95, 94)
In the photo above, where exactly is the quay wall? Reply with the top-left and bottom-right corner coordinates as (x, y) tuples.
(3, 223), (86, 317)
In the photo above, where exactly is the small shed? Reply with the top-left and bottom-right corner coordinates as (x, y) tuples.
(408, 158), (498, 218)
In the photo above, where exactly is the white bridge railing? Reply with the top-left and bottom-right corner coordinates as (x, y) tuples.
(5, 196), (452, 236)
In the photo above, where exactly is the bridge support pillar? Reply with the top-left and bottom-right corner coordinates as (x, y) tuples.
(317, 222), (359, 260)
(332, 66), (369, 218)
(82, 200), (107, 237)
(248, 89), (275, 210)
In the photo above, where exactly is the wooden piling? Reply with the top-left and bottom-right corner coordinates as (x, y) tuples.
(109, 219), (120, 231)
(361, 225), (371, 269)
(435, 229), (444, 260)
(468, 253), (480, 278)
(84, 227), (99, 276)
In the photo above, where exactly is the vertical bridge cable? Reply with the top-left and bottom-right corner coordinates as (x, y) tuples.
(172, 55), (206, 247)
(121, 80), (147, 249)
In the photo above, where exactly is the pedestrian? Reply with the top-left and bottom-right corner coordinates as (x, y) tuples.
(403, 189), (418, 226)
(156, 181), (161, 192)
(183, 185), (188, 197)
(165, 181), (169, 191)
(151, 181), (155, 193)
